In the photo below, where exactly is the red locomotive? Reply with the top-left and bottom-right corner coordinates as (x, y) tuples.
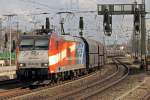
(16, 32), (105, 81)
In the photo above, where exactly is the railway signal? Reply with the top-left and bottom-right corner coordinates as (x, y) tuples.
(103, 9), (112, 36)
(98, 3), (146, 69)
(4, 33), (8, 48)
(79, 17), (84, 36)
(133, 8), (141, 60)
(60, 18), (65, 35)
(134, 8), (140, 32)
(12, 40), (16, 52)
(5, 33), (8, 43)
(46, 17), (50, 30)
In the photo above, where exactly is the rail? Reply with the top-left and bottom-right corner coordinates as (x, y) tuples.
(0, 67), (105, 100)
(52, 58), (129, 100)
(0, 58), (129, 100)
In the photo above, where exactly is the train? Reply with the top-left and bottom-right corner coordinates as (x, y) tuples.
(16, 32), (106, 82)
(106, 49), (125, 57)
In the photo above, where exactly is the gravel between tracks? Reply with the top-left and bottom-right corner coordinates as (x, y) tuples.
(88, 65), (149, 100)
(58, 60), (127, 100)
(10, 64), (117, 100)
(118, 75), (150, 100)
(3, 58), (150, 100)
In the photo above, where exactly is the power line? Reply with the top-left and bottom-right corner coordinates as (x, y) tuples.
(21, 0), (61, 12)
(20, 0), (97, 14)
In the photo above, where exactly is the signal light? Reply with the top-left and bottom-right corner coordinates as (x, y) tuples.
(79, 17), (84, 30)
(134, 14), (140, 32)
(12, 40), (16, 52)
(109, 15), (112, 25)
(5, 33), (8, 43)
(4, 42), (7, 48)
(79, 17), (84, 36)
(104, 12), (109, 24)
(134, 15), (140, 23)
(134, 8), (140, 32)
(4, 33), (8, 48)
(46, 17), (50, 30)
(135, 25), (140, 32)
(103, 9), (112, 36)
(104, 25), (110, 32)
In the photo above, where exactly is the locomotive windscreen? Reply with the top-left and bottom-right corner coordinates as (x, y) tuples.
(20, 39), (34, 50)
(35, 39), (49, 50)
(20, 36), (49, 50)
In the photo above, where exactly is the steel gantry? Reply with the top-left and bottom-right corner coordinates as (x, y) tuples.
(97, 2), (146, 68)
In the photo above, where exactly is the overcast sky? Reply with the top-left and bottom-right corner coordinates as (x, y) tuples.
(0, 0), (149, 15)
(0, 0), (149, 44)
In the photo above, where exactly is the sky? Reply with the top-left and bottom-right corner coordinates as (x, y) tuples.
(0, 0), (149, 45)
(0, 0), (148, 15)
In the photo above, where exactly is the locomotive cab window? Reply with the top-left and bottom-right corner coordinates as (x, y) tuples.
(35, 39), (49, 50)
(20, 38), (49, 50)
(20, 39), (34, 50)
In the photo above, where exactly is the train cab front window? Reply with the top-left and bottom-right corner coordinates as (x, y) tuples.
(20, 39), (34, 50)
(35, 39), (49, 50)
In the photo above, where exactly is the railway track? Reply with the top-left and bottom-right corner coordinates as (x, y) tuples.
(0, 88), (32, 100)
(0, 80), (34, 100)
(0, 64), (116, 100)
(0, 66), (112, 100)
(0, 58), (126, 100)
(10, 58), (126, 100)
(0, 79), (18, 85)
(50, 58), (129, 100)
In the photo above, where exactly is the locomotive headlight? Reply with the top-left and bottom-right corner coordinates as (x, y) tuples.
(42, 63), (48, 67)
(44, 63), (48, 66)
(19, 63), (25, 67)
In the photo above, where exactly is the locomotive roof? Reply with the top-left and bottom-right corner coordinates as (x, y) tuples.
(62, 35), (82, 42)
(20, 35), (49, 39)
(19, 34), (104, 46)
(84, 38), (103, 46)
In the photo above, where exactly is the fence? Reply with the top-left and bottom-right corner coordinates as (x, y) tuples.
(0, 52), (16, 66)
(0, 52), (16, 60)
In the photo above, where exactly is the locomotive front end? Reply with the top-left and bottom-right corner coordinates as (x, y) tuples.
(17, 36), (49, 80)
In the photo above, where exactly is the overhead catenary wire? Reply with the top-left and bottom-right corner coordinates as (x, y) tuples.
(21, 0), (60, 12)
